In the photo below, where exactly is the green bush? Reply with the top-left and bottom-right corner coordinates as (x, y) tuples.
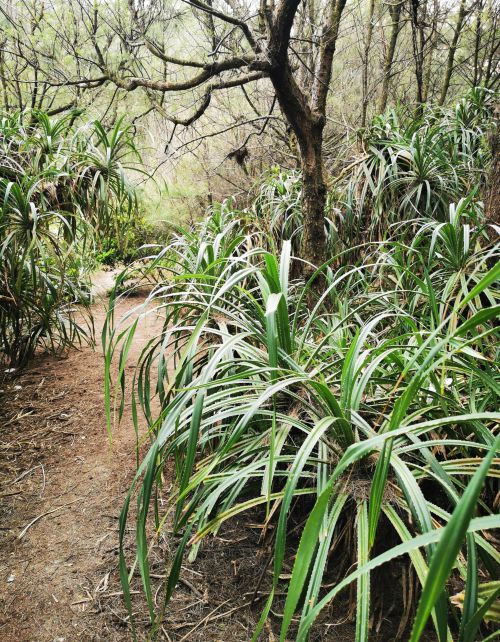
(0, 109), (143, 365)
(338, 87), (495, 244)
(238, 89), (496, 265)
(102, 89), (500, 641)
(106, 194), (499, 639)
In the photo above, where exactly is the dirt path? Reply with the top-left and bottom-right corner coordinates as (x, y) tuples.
(0, 282), (270, 642)
(0, 284), (162, 641)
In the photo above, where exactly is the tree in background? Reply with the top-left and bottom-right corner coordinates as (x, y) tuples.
(58, 0), (350, 273)
(378, 0), (404, 113)
(1, 0), (498, 267)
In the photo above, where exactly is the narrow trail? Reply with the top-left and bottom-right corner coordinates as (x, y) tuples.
(0, 279), (162, 641)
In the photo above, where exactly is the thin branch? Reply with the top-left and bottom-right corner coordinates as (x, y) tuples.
(181, 0), (261, 53)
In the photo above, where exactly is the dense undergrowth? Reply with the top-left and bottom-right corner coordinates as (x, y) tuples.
(106, 90), (500, 640)
(252, 88), (495, 258)
(0, 109), (144, 365)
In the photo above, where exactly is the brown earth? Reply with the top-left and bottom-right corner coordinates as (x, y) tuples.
(0, 282), (163, 641)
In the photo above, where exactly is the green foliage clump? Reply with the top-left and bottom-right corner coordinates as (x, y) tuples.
(106, 213), (499, 640)
(250, 89), (496, 258)
(104, 90), (499, 641)
(0, 109), (142, 365)
(340, 88), (496, 243)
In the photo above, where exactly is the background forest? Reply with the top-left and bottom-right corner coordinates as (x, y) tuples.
(1, 0), (499, 216)
(0, 1), (499, 641)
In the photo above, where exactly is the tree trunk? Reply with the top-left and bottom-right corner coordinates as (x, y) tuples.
(378, 1), (402, 113)
(0, 47), (10, 111)
(264, 0), (347, 274)
(422, 0), (439, 102)
(438, 0), (467, 106)
(483, 2), (498, 88)
(410, 0), (426, 105)
(271, 68), (328, 273)
(268, 50), (330, 274)
(361, 0), (376, 127)
(299, 128), (327, 274)
(473, 0), (484, 86)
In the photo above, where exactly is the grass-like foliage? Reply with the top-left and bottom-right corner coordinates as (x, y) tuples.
(0, 109), (142, 365)
(106, 186), (499, 639)
(250, 88), (496, 257)
(339, 88), (495, 245)
(104, 89), (499, 640)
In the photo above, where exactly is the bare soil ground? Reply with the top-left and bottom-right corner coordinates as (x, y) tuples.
(0, 284), (160, 641)
(0, 275), (425, 642)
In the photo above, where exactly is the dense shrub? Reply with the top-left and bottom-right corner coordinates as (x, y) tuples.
(0, 109), (142, 365)
(107, 203), (499, 640)
(249, 89), (496, 258)
(339, 87), (496, 244)
(103, 89), (500, 641)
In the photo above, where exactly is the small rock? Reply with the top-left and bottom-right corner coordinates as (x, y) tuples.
(7, 573), (15, 583)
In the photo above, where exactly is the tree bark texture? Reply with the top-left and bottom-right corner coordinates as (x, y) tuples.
(298, 126), (327, 272)
(378, 0), (403, 113)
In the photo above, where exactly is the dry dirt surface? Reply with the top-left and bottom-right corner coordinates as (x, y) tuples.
(0, 285), (278, 642)
(0, 286), (164, 641)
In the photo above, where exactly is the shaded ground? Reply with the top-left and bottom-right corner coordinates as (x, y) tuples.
(0, 284), (162, 640)
(0, 274), (430, 642)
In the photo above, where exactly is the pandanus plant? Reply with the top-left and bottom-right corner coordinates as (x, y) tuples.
(73, 116), (143, 251)
(0, 175), (91, 365)
(0, 108), (141, 365)
(106, 198), (499, 641)
(338, 88), (496, 246)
